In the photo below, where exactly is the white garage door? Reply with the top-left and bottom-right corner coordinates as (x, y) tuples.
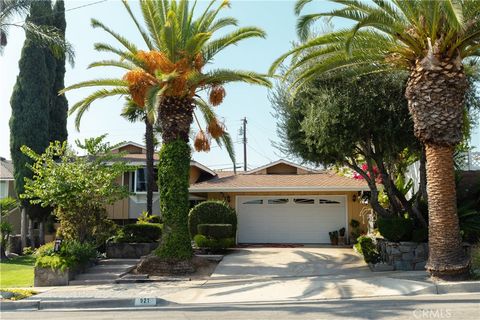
(237, 195), (346, 244)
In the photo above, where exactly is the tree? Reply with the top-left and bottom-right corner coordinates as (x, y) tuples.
(272, 70), (426, 225)
(62, 0), (271, 262)
(270, 0), (480, 280)
(9, 0), (70, 247)
(0, 0), (73, 58)
(21, 136), (134, 244)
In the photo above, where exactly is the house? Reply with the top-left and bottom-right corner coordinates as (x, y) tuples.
(109, 144), (370, 244)
(189, 159), (369, 244)
(106, 142), (217, 221)
(0, 157), (21, 233)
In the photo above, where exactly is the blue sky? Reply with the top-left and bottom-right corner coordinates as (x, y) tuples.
(1, 0), (479, 170)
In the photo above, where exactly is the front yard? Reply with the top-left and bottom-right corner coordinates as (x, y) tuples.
(0, 255), (35, 288)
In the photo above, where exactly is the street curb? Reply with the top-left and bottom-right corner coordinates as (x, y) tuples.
(1, 281), (478, 312)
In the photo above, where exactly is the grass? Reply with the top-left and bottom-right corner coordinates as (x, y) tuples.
(0, 255), (35, 288)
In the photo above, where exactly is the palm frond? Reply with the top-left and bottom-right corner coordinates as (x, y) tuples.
(61, 79), (128, 94)
(91, 18), (139, 54)
(69, 87), (130, 130)
(88, 60), (135, 70)
(195, 69), (271, 88)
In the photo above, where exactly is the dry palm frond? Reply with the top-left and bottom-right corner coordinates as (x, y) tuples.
(209, 85), (226, 106)
(123, 69), (157, 107)
(194, 130), (211, 152)
(207, 117), (225, 139)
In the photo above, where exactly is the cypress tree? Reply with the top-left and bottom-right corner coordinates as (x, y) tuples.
(9, 0), (67, 245)
(49, 0), (68, 143)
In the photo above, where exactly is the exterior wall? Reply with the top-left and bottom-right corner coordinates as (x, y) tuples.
(116, 145), (145, 154)
(189, 166), (201, 184)
(205, 191), (369, 232)
(106, 198), (129, 220)
(265, 163), (297, 174)
(128, 196), (160, 219)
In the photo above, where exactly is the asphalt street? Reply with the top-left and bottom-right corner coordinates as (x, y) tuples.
(2, 293), (479, 320)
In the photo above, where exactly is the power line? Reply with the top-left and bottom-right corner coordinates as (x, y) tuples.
(247, 145), (272, 163)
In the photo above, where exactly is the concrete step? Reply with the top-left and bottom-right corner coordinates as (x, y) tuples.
(74, 272), (126, 281)
(97, 259), (139, 266)
(86, 265), (135, 273)
(116, 274), (150, 284)
(68, 279), (115, 286)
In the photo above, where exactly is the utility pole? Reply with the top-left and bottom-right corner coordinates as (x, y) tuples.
(242, 117), (247, 171)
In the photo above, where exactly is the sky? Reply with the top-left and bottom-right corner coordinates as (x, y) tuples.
(1, 0), (479, 171)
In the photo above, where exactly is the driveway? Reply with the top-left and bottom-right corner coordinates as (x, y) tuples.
(212, 246), (371, 279)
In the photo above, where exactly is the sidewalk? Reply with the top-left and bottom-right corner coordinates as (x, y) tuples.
(2, 271), (479, 311)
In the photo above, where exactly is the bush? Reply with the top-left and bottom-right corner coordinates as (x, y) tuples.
(35, 240), (97, 271)
(193, 234), (235, 251)
(197, 224), (232, 239)
(115, 223), (162, 243)
(411, 228), (428, 242)
(357, 236), (380, 264)
(188, 201), (237, 238)
(22, 247), (35, 255)
(377, 216), (413, 242)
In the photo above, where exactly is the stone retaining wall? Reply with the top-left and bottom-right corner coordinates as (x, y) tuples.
(377, 239), (428, 271)
(106, 242), (158, 259)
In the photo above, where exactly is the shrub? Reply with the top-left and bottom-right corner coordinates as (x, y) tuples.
(411, 228), (428, 242)
(377, 216), (413, 242)
(357, 236), (380, 264)
(35, 240), (97, 271)
(350, 219), (362, 244)
(188, 201), (237, 238)
(197, 224), (232, 239)
(115, 223), (162, 243)
(193, 234), (235, 251)
(22, 247), (35, 255)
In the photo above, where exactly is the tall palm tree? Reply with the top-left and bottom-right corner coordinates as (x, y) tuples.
(0, 0), (73, 59)
(271, 0), (480, 279)
(62, 0), (270, 261)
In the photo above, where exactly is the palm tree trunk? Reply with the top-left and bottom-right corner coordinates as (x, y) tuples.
(406, 56), (469, 279)
(424, 145), (469, 279)
(20, 207), (27, 249)
(145, 118), (155, 216)
(38, 220), (45, 245)
(156, 96), (194, 260)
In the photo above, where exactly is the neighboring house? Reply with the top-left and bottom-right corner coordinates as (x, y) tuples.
(189, 159), (369, 244)
(0, 157), (21, 233)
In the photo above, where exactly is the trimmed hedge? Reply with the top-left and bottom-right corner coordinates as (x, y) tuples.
(193, 234), (235, 251)
(115, 223), (162, 243)
(377, 216), (413, 242)
(188, 201), (237, 238)
(197, 224), (232, 239)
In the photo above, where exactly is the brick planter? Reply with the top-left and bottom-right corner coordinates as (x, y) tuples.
(34, 262), (92, 287)
(106, 242), (159, 259)
(377, 239), (428, 271)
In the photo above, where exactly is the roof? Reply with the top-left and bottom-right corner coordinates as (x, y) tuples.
(189, 171), (370, 192)
(0, 158), (14, 181)
(245, 159), (318, 175)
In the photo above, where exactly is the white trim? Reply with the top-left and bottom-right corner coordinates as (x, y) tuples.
(190, 186), (370, 192)
(235, 194), (349, 244)
(114, 141), (146, 151)
(190, 160), (216, 177)
(245, 159), (319, 175)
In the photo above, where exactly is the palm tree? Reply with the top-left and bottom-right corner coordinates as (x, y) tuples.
(62, 0), (270, 261)
(270, 0), (480, 279)
(0, 0), (73, 59)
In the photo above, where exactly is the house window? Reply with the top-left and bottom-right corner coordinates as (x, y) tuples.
(267, 198), (289, 204)
(0, 181), (8, 199)
(293, 198), (315, 204)
(131, 168), (158, 193)
(319, 198), (341, 204)
(242, 199), (263, 205)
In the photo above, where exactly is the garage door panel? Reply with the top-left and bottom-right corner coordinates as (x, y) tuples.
(237, 196), (346, 244)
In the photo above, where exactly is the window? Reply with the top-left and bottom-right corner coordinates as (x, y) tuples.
(267, 198), (289, 204)
(131, 168), (158, 192)
(293, 198), (315, 204)
(242, 199), (263, 205)
(0, 181), (8, 199)
(319, 198), (341, 204)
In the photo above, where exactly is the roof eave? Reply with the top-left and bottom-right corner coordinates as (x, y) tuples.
(189, 186), (370, 192)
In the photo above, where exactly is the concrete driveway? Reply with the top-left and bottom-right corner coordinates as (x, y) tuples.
(212, 246), (371, 279)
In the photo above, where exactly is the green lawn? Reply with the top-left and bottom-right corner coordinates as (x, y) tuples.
(0, 255), (35, 288)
